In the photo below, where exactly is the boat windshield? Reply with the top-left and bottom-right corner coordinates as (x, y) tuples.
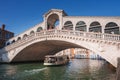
(44, 57), (56, 63)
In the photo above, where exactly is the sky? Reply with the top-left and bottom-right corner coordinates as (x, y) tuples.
(0, 0), (120, 35)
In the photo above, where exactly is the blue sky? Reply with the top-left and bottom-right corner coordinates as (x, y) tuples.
(0, 0), (120, 35)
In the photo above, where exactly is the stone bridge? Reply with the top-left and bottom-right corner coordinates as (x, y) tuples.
(0, 29), (120, 67)
(0, 9), (120, 68)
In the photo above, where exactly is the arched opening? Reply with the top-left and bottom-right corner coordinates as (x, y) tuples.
(105, 22), (119, 34)
(17, 37), (21, 41)
(23, 34), (28, 39)
(30, 31), (35, 35)
(75, 21), (86, 31)
(63, 21), (73, 30)
(6, 42), (10, 45)
(12, 40), (83, 62)
(37, 27), (43, 32)
(54, 20), (59, 29)
(47, 14), (59, 30)
(12, 40), (15, 43)
(89, 21), (102, 33)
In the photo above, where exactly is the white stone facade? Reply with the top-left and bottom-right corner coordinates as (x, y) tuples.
(5, 9), (120, 44)
(0, 9), (120, 68)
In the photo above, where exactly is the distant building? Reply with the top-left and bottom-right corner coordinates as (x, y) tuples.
(0, 24), (14, 48)
(56, 48), (103, 60)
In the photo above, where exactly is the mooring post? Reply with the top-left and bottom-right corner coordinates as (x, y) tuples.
(116, 58), (120, 80)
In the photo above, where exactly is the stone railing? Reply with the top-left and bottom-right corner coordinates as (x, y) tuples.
(2, 29), (120, 52)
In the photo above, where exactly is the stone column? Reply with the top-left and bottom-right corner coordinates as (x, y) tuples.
(116, 58), (120, 80)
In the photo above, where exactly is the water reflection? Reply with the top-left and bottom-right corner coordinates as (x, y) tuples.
(66, 59), (115, 80)
(5, 65), (17, 76)
(0, 59), (115, 80)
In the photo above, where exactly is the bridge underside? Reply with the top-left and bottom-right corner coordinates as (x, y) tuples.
(12, 40), (84, 62)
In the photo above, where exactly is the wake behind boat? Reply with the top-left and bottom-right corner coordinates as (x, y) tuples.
(43, 55), (69, 66)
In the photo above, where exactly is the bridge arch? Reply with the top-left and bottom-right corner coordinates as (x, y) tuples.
(1, 30), (120, 67)
(23, 34), (28, 39)
(105, 22), (119, 34)
(2, 9), (120, 68)
(47, 13), (59, 30)
(6, 42), (10, 45)
(12, 40), (15, 43)
(11, 40), (84, 62)
(63, 21), (73, 30)
(89, 21), (102, 33)
(37, 27), (43, 32)
(17, 37), (21, 41)
(75, 21), (86, 31)
(30, 30), (35, 35)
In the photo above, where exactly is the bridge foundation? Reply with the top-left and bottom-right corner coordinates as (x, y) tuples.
(116, 58), (120, 80)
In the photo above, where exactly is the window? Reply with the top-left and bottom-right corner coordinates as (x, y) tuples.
(63, 21), (73, 30)
(37, 27), (43, 32)
(75, 21), (86, 31)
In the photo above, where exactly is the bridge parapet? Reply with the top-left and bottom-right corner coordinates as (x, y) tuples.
(0, 29), (120, 67)
(2, 29), (120, 52)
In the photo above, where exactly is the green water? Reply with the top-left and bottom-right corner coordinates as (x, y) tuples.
(0, 59), (115, 80)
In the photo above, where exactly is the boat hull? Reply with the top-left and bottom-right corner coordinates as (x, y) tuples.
(44, 60), (69, 66)
(43, 55), (69, 66)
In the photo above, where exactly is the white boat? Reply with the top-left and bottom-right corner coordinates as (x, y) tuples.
(43, 55), (69, 66)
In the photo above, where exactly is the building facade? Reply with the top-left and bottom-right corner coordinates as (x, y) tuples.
(0, 24), (14, 48)
(55, 48), (103, 59)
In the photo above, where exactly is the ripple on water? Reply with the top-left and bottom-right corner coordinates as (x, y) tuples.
(0, 59), (116, 80)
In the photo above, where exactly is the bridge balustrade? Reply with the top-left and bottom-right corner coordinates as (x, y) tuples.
(104, 34), (120, 41)
(2, 29), (120, 52)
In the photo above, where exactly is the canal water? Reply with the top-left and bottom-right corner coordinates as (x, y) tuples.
(0, 59), (115, 80)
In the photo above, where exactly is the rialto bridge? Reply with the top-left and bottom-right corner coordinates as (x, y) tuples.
(0, 9), (120, 68)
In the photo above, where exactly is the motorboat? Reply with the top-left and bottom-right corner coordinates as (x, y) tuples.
(44, 55), (69, 66)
